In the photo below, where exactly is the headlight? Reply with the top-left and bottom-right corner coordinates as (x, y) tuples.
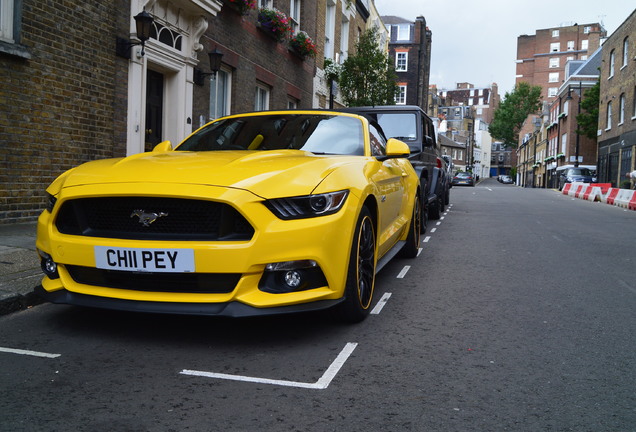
(46, 192), (57, 212)
(264, 190), (349, 220)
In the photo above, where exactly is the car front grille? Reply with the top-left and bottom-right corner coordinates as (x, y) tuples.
(66, 265), (240, 294)
(55, 197), (254, 241)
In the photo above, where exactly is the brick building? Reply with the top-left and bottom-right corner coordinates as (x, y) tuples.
(381, 15), (431, 110)
(0, 0), (323, 224)
(597, 9), (636, 188)
(438, 82), (500, 124)
(516, 23), (606, 102)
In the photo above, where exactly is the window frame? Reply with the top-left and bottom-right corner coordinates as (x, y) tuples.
(395, 85), (407, 105)
(549, 58), (559, 68)
(622, 37), (629, 69)
(618, 93), (625, 125)
(208, 67), (232, 121)
(395, 51), (408, 71)
(254, 82), (270, 112)
(289, 0), (300, 35)
(606, 101), (612, 130)
(609, 50), (615, 78)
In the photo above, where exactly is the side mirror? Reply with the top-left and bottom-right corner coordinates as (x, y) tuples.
(152, 141), (172, 152)
(424, 136), (434, 147)
(378, 138), (410, 161)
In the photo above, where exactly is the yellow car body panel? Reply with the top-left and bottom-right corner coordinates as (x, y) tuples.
(36, 110), (419, 317)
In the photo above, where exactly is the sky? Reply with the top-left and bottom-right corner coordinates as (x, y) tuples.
(374, 0), (635, 95)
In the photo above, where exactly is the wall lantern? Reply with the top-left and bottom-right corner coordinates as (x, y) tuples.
(116, 10), (154, 59)
(194, 47), (224, 86)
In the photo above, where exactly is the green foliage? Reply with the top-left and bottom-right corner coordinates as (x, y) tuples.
(575, 80), (600, 140)
(339, 27), (398, 107)
(488, 82), (542, 148)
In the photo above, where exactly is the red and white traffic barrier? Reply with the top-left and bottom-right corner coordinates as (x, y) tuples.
(562, 182), (636, 211)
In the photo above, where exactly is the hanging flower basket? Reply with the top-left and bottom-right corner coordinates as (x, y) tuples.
(289, 31), (317, 58)
(225, 0), (256, 15)
(257, 8), (291, 42)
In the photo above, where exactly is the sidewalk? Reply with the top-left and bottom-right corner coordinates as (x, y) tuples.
(0, 222), (43, 315)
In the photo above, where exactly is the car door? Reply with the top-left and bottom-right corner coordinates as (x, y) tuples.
(367, 124), (410, 257)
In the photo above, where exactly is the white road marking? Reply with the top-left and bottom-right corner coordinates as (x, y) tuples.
(180, 342), (358, 390)
(0, 347), (61, 358)
(417, 247), (423, 256)
(396, 266), (410, 279)
(440, 216), (445, 220)
(371, 292), (392, 315)
(423, 236), (431, 243)
(436, 221), (442, 226)
(430, 228), (437, 233)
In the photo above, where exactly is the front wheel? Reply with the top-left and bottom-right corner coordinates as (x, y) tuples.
(336, 207), (376, 323)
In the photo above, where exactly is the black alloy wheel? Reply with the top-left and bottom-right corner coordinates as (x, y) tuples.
(337, 207), (376, 323)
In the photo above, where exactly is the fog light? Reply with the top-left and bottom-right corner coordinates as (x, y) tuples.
(284, 270), (302, 288)
(38, 250), (59, 279)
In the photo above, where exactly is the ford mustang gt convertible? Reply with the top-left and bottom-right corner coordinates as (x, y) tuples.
(36, 110), (421, 322)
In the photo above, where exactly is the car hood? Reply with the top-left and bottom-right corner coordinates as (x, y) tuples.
(52, 150), (358, 198)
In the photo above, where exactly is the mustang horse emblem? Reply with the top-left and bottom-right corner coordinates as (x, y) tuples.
(130, 209), (168, 227)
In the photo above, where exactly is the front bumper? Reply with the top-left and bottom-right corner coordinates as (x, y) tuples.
(36, 183), (359, 313)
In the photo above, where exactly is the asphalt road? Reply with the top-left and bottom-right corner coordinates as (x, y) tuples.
(1, 178), (635, 432)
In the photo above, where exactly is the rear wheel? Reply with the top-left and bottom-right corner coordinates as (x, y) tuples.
(428, 197), (442, 220)
(336, 207), (376, 323)
(399, 195), (421, 258)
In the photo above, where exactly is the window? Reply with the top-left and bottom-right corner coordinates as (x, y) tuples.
(609, 50), (615, 78)
(549, 58), (559, 68)
(550, 42), (560, 52)
(581, 39), (588, 50)
(622, 37), (629, 68)
(0, 0), (14, 43)
(395, 51), (407, 71)
(209, 68), (231, 120)
(583, 26), (591, 34)
(340, 17), (349, 61)
(289, 0), (300, 34)
(606, 101), (612, 130)
(581, 55), (588, 61)
(324, 1), (336, 59)
(548, 87), (558, 98)
(255, 83), (270, 111)
(548, 72), (559, 83)
(619, 94), (625, 125)
(258, 0), (272, 7)
(470, 89), (475, 97)
(287, 98), (298, 109)
(478, 89), (484, 96)
(468, 98), (473, 106)
(563, 100), (569, 116)
(567, 40), (575, 51)
(368, 124), (386, 156)
(394, 24), (410, 41)
(478, 97), (483, 105)
(552, 30), (559, 37)
(561, 133), (567, 154)
(395, 85), (407, 105)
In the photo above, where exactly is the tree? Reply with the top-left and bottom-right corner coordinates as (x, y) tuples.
(575, 80), (600, 140)
(339, 27), (398, 107)
(488, 82), (542, 148)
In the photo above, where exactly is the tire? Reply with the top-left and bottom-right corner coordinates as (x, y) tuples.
(420, 199), (428, 234)
(336, 207), (376, 323)
(428, 197), (441, 220)
(444, 188), (450, 206)
(399, 195), (421, 258)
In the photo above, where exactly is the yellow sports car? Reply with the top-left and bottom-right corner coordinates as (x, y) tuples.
(36, 110), (421, 322)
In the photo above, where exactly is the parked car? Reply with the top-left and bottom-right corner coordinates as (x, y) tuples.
(36, 111), (422, 322)
(452, 172), (475, 186)
(557, 166), (595, 190)
(500, 175), (514, 184)
(339, 105), (449, 222)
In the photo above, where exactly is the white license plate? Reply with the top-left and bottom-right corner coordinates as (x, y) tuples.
(94, 246), (195, 272)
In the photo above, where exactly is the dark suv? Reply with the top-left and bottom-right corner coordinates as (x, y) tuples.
(340, 105), (449, 222)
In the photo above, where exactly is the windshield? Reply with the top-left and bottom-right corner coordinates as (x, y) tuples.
(375, 113), (417, 142)
(567, 168), (592, 176)
(176, 114), (364, 155)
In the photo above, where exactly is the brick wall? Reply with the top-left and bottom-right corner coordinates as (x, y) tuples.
(0, 0), (129, 224)
(192, 1), (318, 122)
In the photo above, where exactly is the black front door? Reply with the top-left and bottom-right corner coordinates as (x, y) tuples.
(145, 70), (164, 151)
